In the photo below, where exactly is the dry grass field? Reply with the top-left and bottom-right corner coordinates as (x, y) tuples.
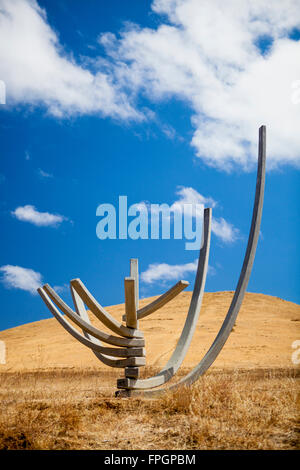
(0, 368), (298, 450)
(0, 291), (299, 450)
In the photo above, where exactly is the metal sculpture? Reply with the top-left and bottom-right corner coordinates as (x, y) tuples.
(38, 125), (266, 397)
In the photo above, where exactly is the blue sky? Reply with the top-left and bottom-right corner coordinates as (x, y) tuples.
(0, 0), (299, 331)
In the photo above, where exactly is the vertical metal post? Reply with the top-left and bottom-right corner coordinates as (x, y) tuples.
(130, 258), (139, 310)
(123, 259), (140, 380)
(124, 277), (138, 329)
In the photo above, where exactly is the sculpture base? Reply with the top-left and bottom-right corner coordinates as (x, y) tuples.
(115, 389), (132, 398)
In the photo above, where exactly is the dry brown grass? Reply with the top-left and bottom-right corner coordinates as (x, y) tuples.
(0, 367), (299, 450)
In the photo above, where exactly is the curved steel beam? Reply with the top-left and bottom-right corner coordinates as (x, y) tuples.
(41, 283), (128, 368)
(70, 284), (121, 366)
(70, 285), (145, 368)
(38, 287), (146, 360)
(127, 125), (266, 396)
(122, 280), (189, 322)
(70, 278), (143, 339)
(43, 284), (144, 348)
(117, 206), (212, 390)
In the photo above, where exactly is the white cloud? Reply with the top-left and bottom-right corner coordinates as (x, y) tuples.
(173, 186), (217, 209)
(12, 204), (66, 227)
(53, 284), (68, 294)
(101, 0), (300, 170)
(0, 0), (142, 120)
(211, 217), (239, 243)
(141, 259), (198, 284)
(141, 258), (216, 284)
(37, 168), (53, 178)
(172, 186), (238, 243)
(161, 123), (178, 140)
(2, 0), (299, 171)
(138, 186), (238, 243)
(145, 187), (206, 228)
(0, 265), (42, 294)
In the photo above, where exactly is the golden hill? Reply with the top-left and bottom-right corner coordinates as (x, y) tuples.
(0, 291), (299, 372)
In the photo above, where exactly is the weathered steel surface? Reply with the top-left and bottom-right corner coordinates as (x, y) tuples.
(117, 207), (212, 390)
(129, 125), (266, 396)
(38, 287), (146, 366)
(70, 278), (143, 338)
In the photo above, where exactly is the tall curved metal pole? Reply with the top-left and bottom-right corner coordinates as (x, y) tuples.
(117, 206), (212, 390)
(128, 125), (266, 396)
